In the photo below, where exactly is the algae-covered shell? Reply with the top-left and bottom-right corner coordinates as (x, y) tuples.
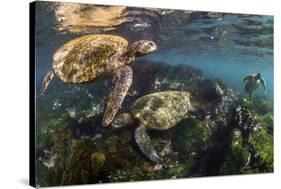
(52, 34), (128, 83)
(131, 91), (192, 130)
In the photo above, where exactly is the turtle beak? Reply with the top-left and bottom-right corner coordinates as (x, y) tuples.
(149, 41), (157, 52)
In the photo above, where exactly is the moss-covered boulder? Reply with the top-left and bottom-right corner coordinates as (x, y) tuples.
(257, 112), (273, 135)
(91, 152), (106, 176)
(220, 131), (249, 175)
(250, 127), (273, 171)
(60, 139), (100, 185)
(173, 118), (212, 160)
(36, 114), (73, 151)
(103, 130), (141, 170)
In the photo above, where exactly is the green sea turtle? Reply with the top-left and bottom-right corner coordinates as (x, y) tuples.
(111, 91), (205, 163)
(41, 34), (157, 126)
(243, 73), (266, 100)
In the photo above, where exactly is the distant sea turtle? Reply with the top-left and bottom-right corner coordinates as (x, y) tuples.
(243, 73), (266, 100)
(111, 91), (205, 163)
(41, 34), (157, 126)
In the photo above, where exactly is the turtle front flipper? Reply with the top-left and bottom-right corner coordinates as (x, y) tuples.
(260, 78), (266, 91)
(243, 75), (253, 83)
(135, 124), (162, 164)
(103, 66), (133, 127)
(41, 69), (54, 94)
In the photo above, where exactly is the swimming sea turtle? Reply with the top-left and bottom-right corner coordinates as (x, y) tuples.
(111, 91), (205, 164)
(243, 73), (266, 100)
(41, 34), (157, 126)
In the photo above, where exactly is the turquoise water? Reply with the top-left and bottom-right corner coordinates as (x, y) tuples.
(146, 49), (273, 98)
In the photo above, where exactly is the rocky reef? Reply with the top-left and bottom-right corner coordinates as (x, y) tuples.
(35, 60), (273, 186)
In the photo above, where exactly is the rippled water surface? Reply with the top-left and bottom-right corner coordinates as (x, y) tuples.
(35, 2), (273, 97)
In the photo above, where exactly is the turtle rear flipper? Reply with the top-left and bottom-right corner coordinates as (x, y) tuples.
(135, 124), (162, 164)
(103, 66), (133, 127)
(41, 70), (54, 94)
(249, 91), (253, 100)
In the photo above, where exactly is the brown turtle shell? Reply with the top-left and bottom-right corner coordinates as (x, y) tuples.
(131, 91), (192, 130)
(52, 34), (128, 83)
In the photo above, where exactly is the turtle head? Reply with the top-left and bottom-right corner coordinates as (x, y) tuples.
(111, 113), (134, 128)
(189, 105), (206, 121)
(255, 73), (261, 80)
(130, 40), (157, 57)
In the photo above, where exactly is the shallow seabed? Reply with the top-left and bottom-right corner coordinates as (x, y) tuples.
(34, 1), (273, 187)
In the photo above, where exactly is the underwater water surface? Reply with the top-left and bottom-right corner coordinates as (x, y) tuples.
(34, 1), (273, 187)
(35, 4), (273, 98)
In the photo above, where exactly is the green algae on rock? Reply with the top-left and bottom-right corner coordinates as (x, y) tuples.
(173, 118), (212, 159)
(91, 152), (106, 176)
(60, 139), (99, 185)
(220, 131), (249, 175)
(250, 127), (273, 171)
